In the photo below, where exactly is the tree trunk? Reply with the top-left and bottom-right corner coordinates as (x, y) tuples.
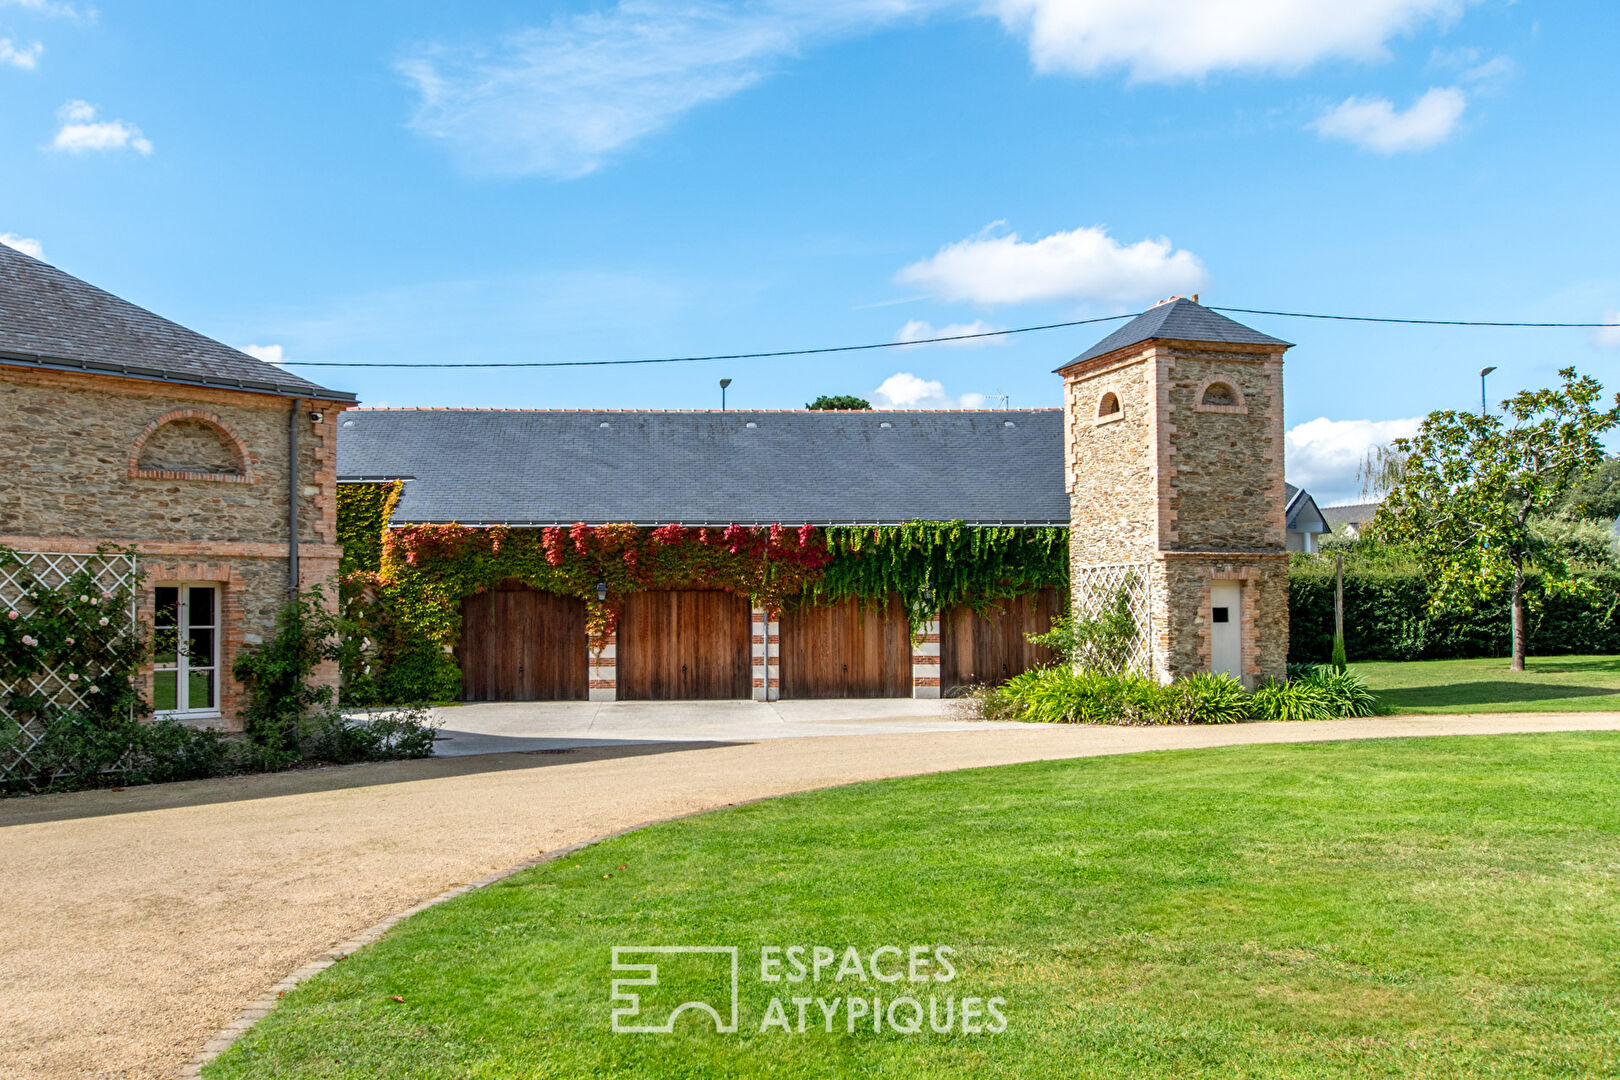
(1510, 566), (1527, 672)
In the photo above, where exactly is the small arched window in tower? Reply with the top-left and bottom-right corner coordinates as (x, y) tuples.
(1097, 392), (1121, 417)
(1195, 379), (1247, 413)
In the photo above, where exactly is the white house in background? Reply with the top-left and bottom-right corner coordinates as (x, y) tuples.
(1285, 484), (1330, 553)
(1321, 500), (1383, 541)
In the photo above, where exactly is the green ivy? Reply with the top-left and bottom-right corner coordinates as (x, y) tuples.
(810, 523), (1069, 628)
(336, 481), (401, 574)
(336, 518), (1072, 704)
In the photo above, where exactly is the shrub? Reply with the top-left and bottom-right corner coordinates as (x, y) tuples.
(983, 664), (1379, 726)
(300, 705), (437, 765)
(128, 718), (234, 785)
(1247, 678), (1337, 722)
(1168, 672), (1249, 724)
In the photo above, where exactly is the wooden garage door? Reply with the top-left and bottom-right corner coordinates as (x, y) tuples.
(459, 584), (588, 701)
(779, 595), (912, 698)
(618, 590), (751, 700)
(939, 588), (1060, 694)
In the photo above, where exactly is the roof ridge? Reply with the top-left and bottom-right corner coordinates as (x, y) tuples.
(350, 406), (1063, 413)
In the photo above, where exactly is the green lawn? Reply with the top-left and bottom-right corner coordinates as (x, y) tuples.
(1357, 654), (1620, 713)
(207, 735), (1620, 1079)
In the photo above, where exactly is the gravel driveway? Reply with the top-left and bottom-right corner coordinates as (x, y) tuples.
(3, 713), (1619, 1080)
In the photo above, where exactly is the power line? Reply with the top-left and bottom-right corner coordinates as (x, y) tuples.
(1210, 306), (1620, 329)
(277, 313), (1139, 369)
(277, 306), (1620, 369)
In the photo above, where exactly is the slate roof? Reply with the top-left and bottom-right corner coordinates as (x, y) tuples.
(337, 409), (1071, 526)
(0, 242), (354, 401)
(1321, 501), (1382, 530)
(1061, 297), (1291, 368)
(1285, 483), (1328, 534)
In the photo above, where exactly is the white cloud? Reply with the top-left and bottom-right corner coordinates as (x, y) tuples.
(992, 0), (1472, 81)
(240, 344), (290, 367)
(897, 223), (1208, 306)
(1595, 310), (1620, 350)
(893, 319), (1005, 348)
(0, 232), (43, 259)
(49, 99), (152, 154)
(1, 0), (93, 17)
(1309, 86), (1466, 153)
(399, 0), (931, 178)
(1287, 416), (1422, 505)
(0, 37), (41, 68)
(870, 372), (989, 409)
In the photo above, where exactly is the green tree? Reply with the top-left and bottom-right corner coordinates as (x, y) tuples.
(806, 394), (871, 410)
(1556, 455), (1620, 522)
(1373, 367), (1620, 671)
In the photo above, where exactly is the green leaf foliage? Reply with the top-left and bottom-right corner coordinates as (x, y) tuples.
(1374, 367), (1620, 664)
(1288, 559), (1620, 662)
(805, 394), (871, 410)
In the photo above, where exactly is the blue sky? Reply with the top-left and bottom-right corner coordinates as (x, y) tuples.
(2, 0), (1618, 502)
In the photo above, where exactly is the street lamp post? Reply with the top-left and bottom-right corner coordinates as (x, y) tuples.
(1479, 366), (1497, 418)
(719, 378), (732, 411)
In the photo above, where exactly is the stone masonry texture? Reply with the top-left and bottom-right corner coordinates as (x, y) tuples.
(1062, 329), (1291, 686)
(1, 365), (350, 729)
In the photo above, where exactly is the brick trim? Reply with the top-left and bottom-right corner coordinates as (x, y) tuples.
(1192, 376), (1248, 414)
(128, 408), (259, 484)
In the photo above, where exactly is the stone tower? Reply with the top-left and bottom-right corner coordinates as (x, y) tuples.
(1058, 298), (1292, 686)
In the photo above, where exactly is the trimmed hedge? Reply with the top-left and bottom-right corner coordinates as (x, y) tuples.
(1288, 563), (1620, 663)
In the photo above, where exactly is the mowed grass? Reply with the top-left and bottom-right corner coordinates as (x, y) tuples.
(207, 735), (1620, 1079)
(1358, 654), (1620, 713)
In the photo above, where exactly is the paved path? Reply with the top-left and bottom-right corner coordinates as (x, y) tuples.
(423, 698), (999, 756)
(3, 713), (1620, 1080)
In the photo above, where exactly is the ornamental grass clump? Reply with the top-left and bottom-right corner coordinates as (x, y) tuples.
(977, 664), (1378, 726)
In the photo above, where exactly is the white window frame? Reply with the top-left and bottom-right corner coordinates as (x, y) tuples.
(153, 583), (221, 719)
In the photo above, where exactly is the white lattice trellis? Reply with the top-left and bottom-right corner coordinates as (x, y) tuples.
(1, 550), (139, 776)
(1070, 561), (1152, 676)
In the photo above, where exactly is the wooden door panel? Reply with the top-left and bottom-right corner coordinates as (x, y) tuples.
(618, 590), (751, 700)
(458, 585), (587, 701)
(940, 588), (1059, 694)
(780, 595), (910, 698)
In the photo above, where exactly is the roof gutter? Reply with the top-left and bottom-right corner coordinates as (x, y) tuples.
(0, 349), (358, 403)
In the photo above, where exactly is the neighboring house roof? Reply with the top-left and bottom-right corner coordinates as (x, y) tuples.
(1285, 483), (1329, 535)
(0, 243), (354, 402)
(339, 408), (1072, 527)
(1061, 297), (1292, 369)
(1321, 501), (1382, 531)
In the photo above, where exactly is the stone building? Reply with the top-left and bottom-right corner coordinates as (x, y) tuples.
(1059, 297), (1293, 686)
(0, 243), (355, 729)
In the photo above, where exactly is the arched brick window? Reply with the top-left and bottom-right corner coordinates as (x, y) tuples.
(1097, 392), (1121, 417)
(128, 409), (257, 484)
(1195, 378), (1248, 414)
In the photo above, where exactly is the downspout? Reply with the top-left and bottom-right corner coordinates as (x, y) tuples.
(288, 399), (300, 598)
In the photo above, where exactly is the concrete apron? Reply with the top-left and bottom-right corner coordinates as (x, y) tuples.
(419, 698), (1009, 757)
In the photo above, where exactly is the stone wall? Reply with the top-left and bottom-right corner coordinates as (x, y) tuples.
(1062, 331), (1290, 686)
(1159, 348), (1286, 553)
(0, 365), (349, 729)
(1065, 353), (1160, 570)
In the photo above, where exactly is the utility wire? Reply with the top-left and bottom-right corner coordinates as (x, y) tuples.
(277, 313), (1139, 369)
(278, 306), (1620, 369)
(1210, 306), (1620, 329)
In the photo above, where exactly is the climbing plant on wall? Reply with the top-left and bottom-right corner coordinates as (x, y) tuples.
(336, 514), (1070, 704)
(336, 481), (402, 574)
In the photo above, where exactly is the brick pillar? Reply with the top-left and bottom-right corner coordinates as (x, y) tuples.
(911, 617), (940, 699)
(751, 606), (779, 701)
(588, 628), (616, 702)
